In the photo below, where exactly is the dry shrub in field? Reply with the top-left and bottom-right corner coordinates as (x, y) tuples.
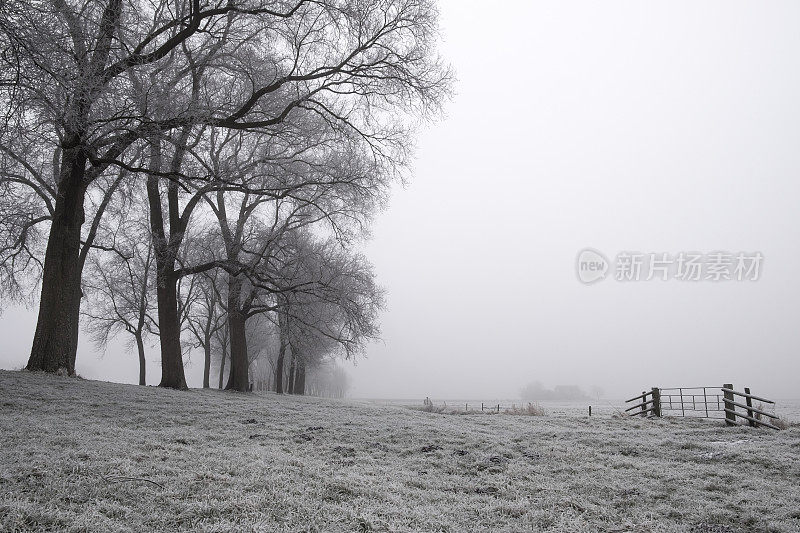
(772, 417), (788, 430)
(414, 400), (547, 416)
(611, 406), (628, 419)
(504, 403), (546, 416)
(753, 403), (790, 429)
(418, 398), (448, 414)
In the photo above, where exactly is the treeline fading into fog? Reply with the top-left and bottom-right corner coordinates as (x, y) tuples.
(0, 0), (452, 393)
(520, 382), (591, 402)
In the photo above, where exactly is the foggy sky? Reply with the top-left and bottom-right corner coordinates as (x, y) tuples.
(3, 0), (800, 400)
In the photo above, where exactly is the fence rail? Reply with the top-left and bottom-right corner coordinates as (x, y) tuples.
(625, 384), (780, 429)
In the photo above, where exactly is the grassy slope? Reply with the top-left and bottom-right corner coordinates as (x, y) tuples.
(0, 371), (799, 533)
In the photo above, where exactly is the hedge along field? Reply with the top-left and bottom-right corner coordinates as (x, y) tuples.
(1, 370), (799, 533)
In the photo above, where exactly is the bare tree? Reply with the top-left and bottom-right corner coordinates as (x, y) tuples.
(245, 314), (280, 391)
(305, 362), (351, 398)
(212, 321), (230, 390)
(185, 270), (225, 388)
(82, 199), (156, 385)
(271, 231), (383, 394)
(0, 119), (127, 373)
(195, 121), (388, 392)
(2, 0), (450, 388)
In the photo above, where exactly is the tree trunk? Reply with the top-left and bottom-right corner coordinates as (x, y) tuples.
(294, 359), (305, 395)
(135, 334), (146, 386)
(28, 0), (125, 375)
(27, 143), (87, 375)
(225, 275), (249, 391)
(154, 271), (186, 389)
(146, 149), (187, 390)
(287, 353), (296, 394)
(202, 337), (211, 388)
(218, 345), (226, 389)
(275, 342), (285, 394)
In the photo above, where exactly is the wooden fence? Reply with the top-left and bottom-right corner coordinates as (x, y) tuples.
(625, 384), (781, 429)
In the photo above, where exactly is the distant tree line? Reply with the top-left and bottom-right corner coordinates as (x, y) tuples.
(0, 0), (451, 392)
(520, 382), (590, 402)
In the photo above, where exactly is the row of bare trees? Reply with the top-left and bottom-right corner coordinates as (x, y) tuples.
(0, 0), (451, 391)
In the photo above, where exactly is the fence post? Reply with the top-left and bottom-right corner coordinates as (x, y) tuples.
(481, 402), (484, 412)
(744, 387), (756, 428)
(651, 388), (661, 417)
(723, 383), (736, 426)
(640, 391), (647, 417)
(497, 404), (500, 413)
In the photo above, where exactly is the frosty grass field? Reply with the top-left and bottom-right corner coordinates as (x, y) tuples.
(1, 370), (799, 532)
